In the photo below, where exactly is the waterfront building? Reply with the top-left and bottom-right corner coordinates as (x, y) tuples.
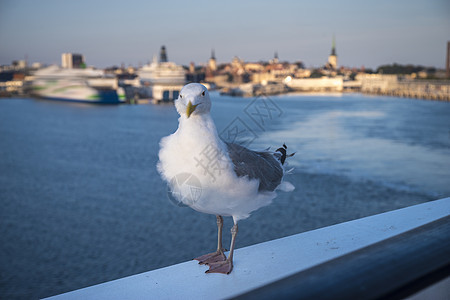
(186, 61), (205, 83)
(244, 63), (265, 73)
(231, 56), (245, 73)
(294, 68), (311, 78)
(359, 74), (450, 101)
(208, 49), (217, 72)
(205, 49), (217, 82)
(189, 62), (195, 74)
(270, 51), (279, 64)
(446, 41), (450, 78)
(285, 76), (343, 92)
(31, 62), (43, 69)
(12, 60), (27, 69)
(328, 36), (338, 70)
(61, 53), (85, 69)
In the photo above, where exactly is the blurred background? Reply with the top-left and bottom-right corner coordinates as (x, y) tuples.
(1, 0), (449, 299)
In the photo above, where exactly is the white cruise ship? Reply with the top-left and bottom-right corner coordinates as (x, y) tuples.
(138, 46), (186, 102)
(31, 54), (125, 104)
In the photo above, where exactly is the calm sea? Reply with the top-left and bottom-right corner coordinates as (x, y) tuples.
(1, 93), (449, 299)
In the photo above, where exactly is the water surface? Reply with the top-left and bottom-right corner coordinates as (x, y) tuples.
(0, 94), (448, 299)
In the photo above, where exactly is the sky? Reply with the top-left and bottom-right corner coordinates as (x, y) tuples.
(0, 0), (449, 69)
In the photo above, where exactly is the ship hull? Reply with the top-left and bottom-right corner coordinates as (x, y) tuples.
(39, 89), (122, 104)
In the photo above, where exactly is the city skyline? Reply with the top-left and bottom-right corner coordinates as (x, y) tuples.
(1, 0), (449, 69)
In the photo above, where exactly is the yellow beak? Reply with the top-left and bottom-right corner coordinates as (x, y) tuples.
(186, 101), (199, 118)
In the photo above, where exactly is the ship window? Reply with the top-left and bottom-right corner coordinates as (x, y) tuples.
(163, 90), (170, 101)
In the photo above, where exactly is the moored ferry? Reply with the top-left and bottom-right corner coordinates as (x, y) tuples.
(30, 55), (125, 104)
(137, 46), (186, 103)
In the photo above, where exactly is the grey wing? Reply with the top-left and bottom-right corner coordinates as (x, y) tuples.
(225, 142), (284, 192)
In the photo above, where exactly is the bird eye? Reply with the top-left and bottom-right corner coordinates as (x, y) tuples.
(201, 91), (205, 96)
(180, 94), (183, 98)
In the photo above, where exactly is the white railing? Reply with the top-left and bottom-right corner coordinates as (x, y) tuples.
(44, 198), (450, 300)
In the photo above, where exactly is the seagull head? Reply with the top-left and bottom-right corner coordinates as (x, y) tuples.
(175, 83), (211, 118)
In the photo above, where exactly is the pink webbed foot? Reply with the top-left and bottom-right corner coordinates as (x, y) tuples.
(206, 259), (233, 274)
(194, 249), (226, 265)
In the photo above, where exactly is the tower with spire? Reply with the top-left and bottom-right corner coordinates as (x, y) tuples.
(272, 51), (279, 64)
(208, 49), (217, 72)
(328, 35), (338, 70)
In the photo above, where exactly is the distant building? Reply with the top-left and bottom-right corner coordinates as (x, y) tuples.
(208, 49), (217, 72)
(231, 56), (244, 73)
(446, 41), (450, 78)
(270, 51), (279, 64)
(189, 62), (195, 73)
(12, 60), (27, 69)
(61, 53), (85, 69)
(328, 36), (338, 70)
(285, 77), (343, 92)
(186, 61), (205, 83)
(244, 63), (264, 73)
(31, 62), (43, 69)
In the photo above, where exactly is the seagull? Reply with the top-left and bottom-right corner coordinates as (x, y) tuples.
(158, 83), (294, 274)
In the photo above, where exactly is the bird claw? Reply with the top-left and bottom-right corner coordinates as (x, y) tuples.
(206, 260), (233, 274)
(194, 249), (226, 265)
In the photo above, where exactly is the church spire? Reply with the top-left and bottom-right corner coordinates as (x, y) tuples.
(331, 35), (336, 56)
(328, 35), (338, 70)
(272, 50), (279, 64)
(208, 48), (217, 72)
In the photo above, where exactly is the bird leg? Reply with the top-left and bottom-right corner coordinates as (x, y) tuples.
(206, 223), (238, 274)
(194, 215), (227, 265)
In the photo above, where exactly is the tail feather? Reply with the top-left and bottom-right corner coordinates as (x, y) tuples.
(275, 143), (295, 165)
